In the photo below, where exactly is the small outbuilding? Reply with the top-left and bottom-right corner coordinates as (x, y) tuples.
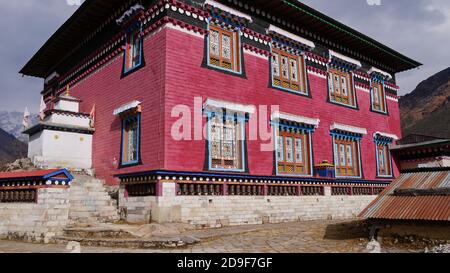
(359, 137), (450, 240)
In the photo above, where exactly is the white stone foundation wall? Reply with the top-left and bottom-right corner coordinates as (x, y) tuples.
(120, 183), (377, 227)
(119, 186), (155, 224)
(0, 188), (70, 243)
(153, 195), (376, 227)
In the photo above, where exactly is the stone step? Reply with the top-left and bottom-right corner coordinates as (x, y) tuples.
(63, 227), (135, 239)
(68, 174), (119, 225)
(70, 197), (112, 203)
(68, 208), (118, 214)
(52, 235), (198, 249)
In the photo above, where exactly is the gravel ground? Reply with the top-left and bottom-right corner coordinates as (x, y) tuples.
(0, 220), (434, 253)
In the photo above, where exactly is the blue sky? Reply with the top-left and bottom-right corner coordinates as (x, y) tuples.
(0, 0), (449, 113)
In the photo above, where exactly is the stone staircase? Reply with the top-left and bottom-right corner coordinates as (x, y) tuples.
(68, 174), (119, 226)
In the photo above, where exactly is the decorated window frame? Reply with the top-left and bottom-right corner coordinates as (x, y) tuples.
(270, 47), (308, 95)
(327, 68), (357, 108)
(207, 23), (243, 75)
(206, 111), (246, 172)
(331, 132), (363, 178)
(370, 80), (388, 114)
(122, 25), (144, 76)
(120, 112), (141, 167)
(273, 123), (314, 177)
(374, 134), (394, 178)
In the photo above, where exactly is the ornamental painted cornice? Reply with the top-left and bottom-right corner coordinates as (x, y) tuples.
(241, 27), (271, 43)
(353, 70), (371, 81)
(328, 50), (362, 71)
(242, 44), (270, 57)
(306, 66), (327, 77)
(354, 82), (371, 92)
(204, 0), (252, 24)
(268, 24), (315, 51)
(384, 81), (400, 94)
(369, 66), (392, 80)
(0, 180), (71, 189)
(115, 170), (391, 187)
(305, 52), (328, 65)
(116, 4), (145, 26)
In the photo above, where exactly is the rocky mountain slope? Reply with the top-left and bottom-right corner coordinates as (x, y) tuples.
(400, 67), (450, 139)
(0, 111), (38, 143)
(0, 128), (27, 167)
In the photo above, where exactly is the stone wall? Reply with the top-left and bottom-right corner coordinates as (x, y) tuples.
(120, 183), (376, 227)
(119, 186), (155, 224)
(0, 187), (70, 243)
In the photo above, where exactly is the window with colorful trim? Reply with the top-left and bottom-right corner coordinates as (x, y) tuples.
(208, 113), (245, 171)
(374, 135), (393, 177)
(123, 29), (143, 73)
(376, 144), (392, 177)
(328, 68), (356, 107)
(275, 127), (312, 176)
(333, 136), (361, 177)
(208, 24), (241, 73)
(121, 113), (140, 166)
(371, 81), (387, 113)
(271, 48), (307, 94)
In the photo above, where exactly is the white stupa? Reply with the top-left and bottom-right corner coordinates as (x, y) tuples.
(24, 87), (94, 170)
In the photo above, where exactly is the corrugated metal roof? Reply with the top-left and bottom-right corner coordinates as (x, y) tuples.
(360, 170), (450, 222)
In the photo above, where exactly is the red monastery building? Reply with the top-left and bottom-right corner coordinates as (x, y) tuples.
(21, 0), (421, 225)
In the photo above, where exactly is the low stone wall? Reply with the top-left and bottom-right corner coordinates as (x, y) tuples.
(0, 187), (70, 243)
(119, 183), (376, 227)
(153, 195), (376, 227)
(118, 189), (155, 224)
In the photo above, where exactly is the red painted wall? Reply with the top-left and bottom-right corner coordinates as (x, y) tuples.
(63, 26), (402, 184)
(163, 27), (402, 181)
(68, 30), (168, 185)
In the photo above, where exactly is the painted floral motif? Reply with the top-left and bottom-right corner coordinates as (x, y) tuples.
(295, 138), (303, 163)
(276, 135), (284, 161)
(272, 53), (280, 77)
(346, 145), (353, 165)
(222, 34), (231, 60)
(290, 59), (298, 82)
(210, 30), (220, 56)
(281, 56), (289, 78)
(285, 137), (294, 163)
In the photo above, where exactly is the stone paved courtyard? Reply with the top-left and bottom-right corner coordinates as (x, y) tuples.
(0, 220), (423, 253)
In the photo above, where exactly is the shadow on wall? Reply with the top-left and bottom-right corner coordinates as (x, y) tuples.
(323, 220), (369, 240)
